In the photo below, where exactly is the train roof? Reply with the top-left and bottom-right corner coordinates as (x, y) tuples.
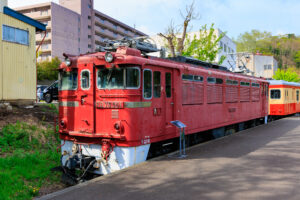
(268, 80), (300, 87)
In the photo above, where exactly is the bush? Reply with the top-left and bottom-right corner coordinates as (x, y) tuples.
(37, 57), (61, 81)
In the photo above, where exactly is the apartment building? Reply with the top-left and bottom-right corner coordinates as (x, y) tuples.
(15, 0), (146, 61)
(236, 53), (278, 79)
(150, 29), (236, 70)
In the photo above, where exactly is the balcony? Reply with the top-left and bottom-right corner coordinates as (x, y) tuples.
(94, 26), (115, 40)
(94, 19), (133, 38)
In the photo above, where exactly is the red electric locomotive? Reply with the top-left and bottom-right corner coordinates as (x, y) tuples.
(58, 38), (269, 183)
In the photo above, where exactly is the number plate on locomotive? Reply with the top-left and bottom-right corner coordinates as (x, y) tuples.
(96, 101), (124, 109)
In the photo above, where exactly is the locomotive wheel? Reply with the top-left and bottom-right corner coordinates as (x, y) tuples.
(45, 93), (52, 103)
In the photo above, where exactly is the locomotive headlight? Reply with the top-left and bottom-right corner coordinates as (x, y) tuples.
(60, 120), (66, 128)
(72, 144), (78, 154)
(105, 52), (114, 63)
(65, 58), (71, 66)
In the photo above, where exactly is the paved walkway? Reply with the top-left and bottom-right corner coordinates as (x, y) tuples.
(41, 116), (300, 200)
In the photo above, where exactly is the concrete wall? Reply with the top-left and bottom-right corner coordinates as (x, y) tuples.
(59, 0), (94, 53)
(236, 53), (278, 78)
(51, 2), (81, 60)
(0, 13), (36, 101)
(254, 55), (278, 78)
(216, 29), (236, 70)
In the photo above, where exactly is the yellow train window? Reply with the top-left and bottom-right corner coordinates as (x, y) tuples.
(271, 89), (281, 99)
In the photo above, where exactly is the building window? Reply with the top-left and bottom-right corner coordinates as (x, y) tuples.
(268, 64), (272, 69)
(78, 48), (80, 53)
(114, 25), (118, 29)
(88, 16), (91, 19)
(41, 44), (48, 50)
(88, 25), (91, 29)
(78, 38), (80, 42)
(88, 44), (92, 48)
(2, 25), (29, 46)
(264, 65), (272, 70)
(220, 41), (223, 50)
(88, 4), (92, 9)
(78, 28), (80, 32)
(224, 44), (227, 52)
(88, 35), (91, 39)
(124, 30), (128, 34)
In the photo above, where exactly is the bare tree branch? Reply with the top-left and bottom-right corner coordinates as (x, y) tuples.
(158, 0), (199, 57)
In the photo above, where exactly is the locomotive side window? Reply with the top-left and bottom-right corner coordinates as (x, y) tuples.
(271, 89), (281, 99)
(154, 71), (161, 98)
(240, 82), (250, 86)
(194, 76), (203, 82)
(226, 79), (238, 85)
(251, 83), (260, 87)
(182, 74), (193, 81)
(297, 90), (299, 102)
(126, 68), (140, 88)
(81, 70), (90, 90)
(166, 73), (172, 98)
(207, 77), (223, 84)
(143, 69), (152, 99)
(59, 70), (78, 90)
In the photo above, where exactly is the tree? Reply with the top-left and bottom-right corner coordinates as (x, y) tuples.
(182, 24), (226, 64)
(235, 30), (300, 69)
(273, 68), (300, 82)
(158, 1), (198, 57)
(235, 30), (272, 53)
(37, 57), (61, 81)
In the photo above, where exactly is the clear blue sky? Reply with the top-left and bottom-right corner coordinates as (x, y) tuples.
(8, 0), (300, 39)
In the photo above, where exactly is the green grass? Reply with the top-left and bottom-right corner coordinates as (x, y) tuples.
(0, 122), (61, 200)
(41, 103), (58, 114)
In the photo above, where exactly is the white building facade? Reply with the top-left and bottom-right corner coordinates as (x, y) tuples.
(236, 53), (278, 79)
(150, 29), (236, 70)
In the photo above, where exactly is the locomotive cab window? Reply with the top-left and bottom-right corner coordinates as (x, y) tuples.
(143, 69), (152, 99)
(97, 67), (140, 89)
(59, 70), (78, 90)
(271, 89), (281, 99)
(81, 70), (90, 90)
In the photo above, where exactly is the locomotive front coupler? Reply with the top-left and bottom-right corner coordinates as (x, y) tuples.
(60, 143), (97, 185)
(101, 139), (115, 164)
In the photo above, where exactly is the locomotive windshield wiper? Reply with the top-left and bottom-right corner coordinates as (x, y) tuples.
(106, 69), (113, 86)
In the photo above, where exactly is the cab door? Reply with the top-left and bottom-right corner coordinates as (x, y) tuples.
(75, 65), (95, 133)
(164, 69), (174, 133)
(261, 83), (268, 116)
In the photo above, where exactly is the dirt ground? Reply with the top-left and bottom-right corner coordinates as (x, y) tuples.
(0, 104), (58, 130)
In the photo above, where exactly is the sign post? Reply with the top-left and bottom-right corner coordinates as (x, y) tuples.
(170, 120), (187, 158)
